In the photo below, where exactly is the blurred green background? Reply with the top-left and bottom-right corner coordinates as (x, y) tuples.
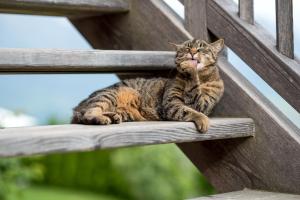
(0, 117), (214, 200)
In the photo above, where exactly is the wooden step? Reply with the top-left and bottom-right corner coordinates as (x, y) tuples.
(0, 118), (254, 157)
(0, 49), (175, 73)
(0, 0), (129, 16)
(188, 189), (300, 200)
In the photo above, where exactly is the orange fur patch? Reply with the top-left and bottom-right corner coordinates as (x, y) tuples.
(116, 87), (145, 121)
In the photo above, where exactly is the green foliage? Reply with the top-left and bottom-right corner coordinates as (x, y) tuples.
(34, 145), (214, 200)
(22, 185), (122, 200)
(36, 151), (132, 199)
(111, 145), (214, 200)
(0, 158), (43, 200)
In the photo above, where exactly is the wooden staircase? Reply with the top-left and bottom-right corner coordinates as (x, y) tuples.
(0, 0), (299, 199)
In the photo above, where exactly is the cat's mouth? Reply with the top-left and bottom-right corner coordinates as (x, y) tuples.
(189, 60), (205, 70)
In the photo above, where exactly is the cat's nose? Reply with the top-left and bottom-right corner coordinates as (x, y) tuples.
(191, 47), (197, 54)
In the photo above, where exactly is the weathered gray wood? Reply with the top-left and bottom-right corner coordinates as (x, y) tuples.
(0, 0), (129, 16)
(70, 0), (192, 50)
(70, 0), (300, 193)
(238, 0), (254, 24)
(207, 0), (300, 112)
(0, 49), (175, 73)
(276, 0), (294, 58)
(188, 189), (300, 200)
(180, 57), (300, 193)
(0, 118), (254, 157)
(184, 0), (208, 40)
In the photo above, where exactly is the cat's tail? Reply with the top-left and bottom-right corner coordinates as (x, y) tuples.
(71, 110), (83, 124)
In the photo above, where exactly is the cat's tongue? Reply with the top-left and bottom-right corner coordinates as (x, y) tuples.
(189, 60), (197, 67)
(188, 60), (204, 70)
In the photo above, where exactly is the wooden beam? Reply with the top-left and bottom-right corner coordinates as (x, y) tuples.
(179, 57), (300, 194)
(0, 0), (129, 16)
(188, 188), (300, 200)
(0, 49), (175, 73)
(184, 0), (208, 40)
(0, 119), (254, 157)
(207, 0), (300, 112)
(276, 0), (294, 58)
(70, 0), (300, 193)
(238, 0), (254, 24)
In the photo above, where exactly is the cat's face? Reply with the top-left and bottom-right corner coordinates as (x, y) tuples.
(172, 39), (224, 74)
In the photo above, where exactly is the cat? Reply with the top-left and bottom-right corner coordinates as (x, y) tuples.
(71, 39), (224, 133)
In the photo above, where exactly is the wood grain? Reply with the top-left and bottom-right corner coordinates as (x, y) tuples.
(184, 0), (208, 40)
(238, 0), (254, 24)
(276, 0), (294, 58)
(0, 118), (254, 157)
(188, 188), (300, 200)
(0, 49), (175, 73)
(0, 0), (129, 16)
(69, 0), (300, 193)
(207, 0), (300, 112)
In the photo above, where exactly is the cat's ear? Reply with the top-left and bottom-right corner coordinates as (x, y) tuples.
(168, 42), (183, 50)
(210, 39), (224, 54)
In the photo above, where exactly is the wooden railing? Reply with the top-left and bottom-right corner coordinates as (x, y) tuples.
(276, 0), (294, 58)
(182, 0), (300, 112)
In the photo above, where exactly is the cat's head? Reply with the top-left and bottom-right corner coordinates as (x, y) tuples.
(170, 39), (224, 75)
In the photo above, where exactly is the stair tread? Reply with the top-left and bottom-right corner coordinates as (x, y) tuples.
(0, 118), (254, 157)
(0, 49), (175, 73)
(0, 0), (129, 16)
(188, 189), (300, 200)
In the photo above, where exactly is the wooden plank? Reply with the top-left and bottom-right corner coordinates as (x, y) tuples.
(276, 0), (294, 58)
(69, 0), (300, 193)
(207, 0), (300, 112)
(0, 0), (129, 16)
(238, 0), (254, 24)
(0, 118), (254, 157)
(184, 0), (208, 40)
(188, 189), (300, 200)
(0, 49), (175, 73)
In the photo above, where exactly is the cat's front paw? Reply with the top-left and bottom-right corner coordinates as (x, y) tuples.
(179, 60), (197, 75)
(193, 114), (210, 133)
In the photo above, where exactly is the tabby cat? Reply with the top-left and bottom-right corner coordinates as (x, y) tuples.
(72, 39), (224, 133)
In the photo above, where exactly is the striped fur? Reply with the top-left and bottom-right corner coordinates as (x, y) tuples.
(72, 39), (224, 133)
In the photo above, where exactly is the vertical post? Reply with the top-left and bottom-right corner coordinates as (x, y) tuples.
(276, 0), (294, 58)
(184, 0), (208, 41)
(238, 0), (254, 24)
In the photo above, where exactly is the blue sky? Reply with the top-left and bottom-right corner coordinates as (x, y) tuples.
(0, 0), (299, 127)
